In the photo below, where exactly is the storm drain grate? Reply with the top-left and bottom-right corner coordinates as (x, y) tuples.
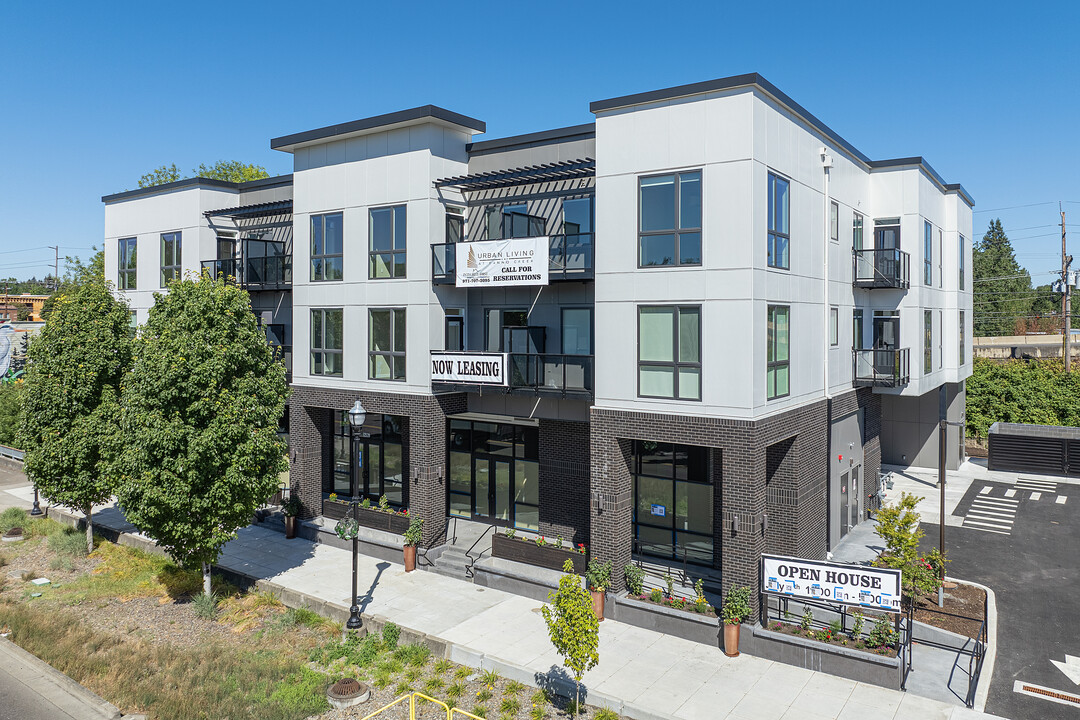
(1022, 685), (1080, 704)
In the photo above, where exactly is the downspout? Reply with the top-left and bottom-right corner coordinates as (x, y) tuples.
(821, 147), (833, 400)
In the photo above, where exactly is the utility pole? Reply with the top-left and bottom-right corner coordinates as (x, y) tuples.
(1063, 208), (1071, 370)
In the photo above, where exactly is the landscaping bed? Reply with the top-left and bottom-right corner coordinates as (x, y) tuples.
(911, 582), (987, 639)
(0, 507), (624, 720)
(491, 532), (587, 574)
(626, 591), (717, 618)
(764, 621), (898, 658)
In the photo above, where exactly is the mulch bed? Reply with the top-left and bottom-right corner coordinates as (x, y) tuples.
(628, 594), (717, 618)
(911, 582), (986, 639)
(766, 621), (899, 658)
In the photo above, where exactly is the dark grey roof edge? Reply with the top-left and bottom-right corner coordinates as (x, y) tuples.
(102, 177), (237, 203)
(238, 173), (292, 190)
(869, 157), (975, 206)
(270, 105), (486, 150)
(467, 123), (595, 155)
(589, 73), (872, 166)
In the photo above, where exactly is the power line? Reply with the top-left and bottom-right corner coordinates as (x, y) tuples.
(974, 201), (1059, 214)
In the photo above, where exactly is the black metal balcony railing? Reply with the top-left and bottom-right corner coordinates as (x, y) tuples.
(432, 234), (594, 284)
(431, 351), (593, 398)
(854, 348), (910, 387)
(201, 240), (291, 290)
(853, 248), (910, 289)
(202, 258), (238, 279)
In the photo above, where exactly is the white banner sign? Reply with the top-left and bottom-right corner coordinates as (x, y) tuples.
(761, 554), (902, 611)
(455, 237), (549, 288)
(431, 352), (508, 386)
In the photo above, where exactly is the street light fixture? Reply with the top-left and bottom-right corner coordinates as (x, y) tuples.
(345, 399), (366, 631)
(30, 484), (42, 516)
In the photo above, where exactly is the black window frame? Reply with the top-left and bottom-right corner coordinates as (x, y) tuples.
(369, 307), (406, 381)
(310, 308), (343, 377)
(445, 206), (464, 244)
(631, 440), (714, 567)
(924, 220), (933, 286)
(960, 310), (966, 365)
(637, 305), (702, 401)
(310, 212), (344, 282)
(768, 172), (790, 269)
(830, 306), (839, 346)
(853, 212), (864, 251)
(326, 411), (406, 507)
(160, 231), (181, 286)
(959, 233), (965, 290)
(637, 170), (702, 268)
(369, 205), (407, 279)
(924, 309), (933, 374)
(767, 305), (790, 400)
(118, 237), (137, 290)
(830, 201), (839, 242)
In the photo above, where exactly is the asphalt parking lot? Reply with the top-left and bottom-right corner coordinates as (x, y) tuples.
(921, 476), (1080, 719)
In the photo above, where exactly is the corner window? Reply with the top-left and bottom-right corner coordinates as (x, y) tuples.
(118, 237), (137, 290)
(632, 440), (714, 566)
(830, 201), (839, 242)
(638, 306), (701, 400)
(767, 305), (790, 399)
(853, 213), (864, 251)
(924, 310), (933, 374)
(160, 231), (181, 286)
(853, 309), (864, 351)
(924, 220), (933, 286)
(830, 307), (839, 346)
(310, 308), (343, 376)
(310, 213), (343, 282)
(369, 308), (406, 381)
(370, 205), (407, 279)
(768, 173), (790, 269)
(445, 206), (464, 243)
(639, 171), (701, 267)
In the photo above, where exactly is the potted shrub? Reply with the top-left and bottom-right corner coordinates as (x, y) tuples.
(282, 495), (302, 539)
(402, 516), (423, 572)
(722, 585), (752, 657)
(585, 558), (612, 621)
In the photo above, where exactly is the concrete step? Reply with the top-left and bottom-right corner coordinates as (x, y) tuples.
(430, 562), (470, 580)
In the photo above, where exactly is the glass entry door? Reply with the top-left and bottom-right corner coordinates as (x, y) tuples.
(447, 420), (539, 530)
(474, 456), (511, 524)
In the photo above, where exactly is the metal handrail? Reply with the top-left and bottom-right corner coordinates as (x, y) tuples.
(464, 524), (496, 578)
(854, 348), (910, 386)
(853, 248), (911, 288)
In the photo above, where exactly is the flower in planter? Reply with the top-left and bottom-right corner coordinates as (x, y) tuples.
(536, 536), (547, 548)
(328, 493), (338, 502)
(576, 543), (586, 555)
(360, 498), (372, 509)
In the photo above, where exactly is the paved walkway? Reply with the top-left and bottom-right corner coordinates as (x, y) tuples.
(0, 638), (128, 720)
(1, 480), (1007, 720)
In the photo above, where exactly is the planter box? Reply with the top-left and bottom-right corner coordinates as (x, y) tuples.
(322, 500), (410, 535)
(491, 532), (586, 574)
(610, 594), (720, 647)
(744, 625), (902, 690)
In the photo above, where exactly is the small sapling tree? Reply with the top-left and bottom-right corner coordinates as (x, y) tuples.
(18, 280), (132, 553)
(114, 272), (288, 594)
(542, 558), (599, 714)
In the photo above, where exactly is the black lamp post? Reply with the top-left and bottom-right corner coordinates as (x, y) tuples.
(345, 399), (366, 631)
(30, 484), (42, 516)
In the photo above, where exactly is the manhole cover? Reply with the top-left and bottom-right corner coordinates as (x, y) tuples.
(332, 678), (362, 697)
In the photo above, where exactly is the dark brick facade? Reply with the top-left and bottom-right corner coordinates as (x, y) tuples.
(289, 385), (468, 546)
(589, 401), (830, 620)
(538, 419), (590, 545)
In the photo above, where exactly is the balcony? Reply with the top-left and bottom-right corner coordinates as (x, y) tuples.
(432, 234), (594, 285)
(854, 348), (910, 388)
(431, 351), (593, 399)
(201, 239), (291, 290)
(853, 249), (910, 289)
(271, 344), (292, 383)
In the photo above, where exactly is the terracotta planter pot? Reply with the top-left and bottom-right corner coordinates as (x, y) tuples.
(284, 516), (297, 539)
(590, 590), (606, 621)
(723, 622), (741, 657)
(403, 545), (417, 572)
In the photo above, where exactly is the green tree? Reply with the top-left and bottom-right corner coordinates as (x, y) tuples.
(541, 559), (599, 714)
(0, 380), (22, 446)
(41, 247), (106, 321)
(193, 161), (270, 184)
(973, 219), (1034, 336)
(17, 280), (132, 553)
(137, 163), (183, 188)
(874, 492), (942, 600)
(114, 272), (288, 594)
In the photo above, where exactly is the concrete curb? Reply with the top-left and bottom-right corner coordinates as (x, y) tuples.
(0, 637), (126, 720)
(947, 576), (997, 713)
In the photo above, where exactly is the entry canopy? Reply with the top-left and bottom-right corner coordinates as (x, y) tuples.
(446, 412), (539, 427)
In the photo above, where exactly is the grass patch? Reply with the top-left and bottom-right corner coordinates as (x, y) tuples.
(506, 680), (525, 695)
(454, 665), (471, 681)
(479, 668), (500, 685)
(423, 676), (445, 694)
(594, 707), (619, 720)
(381, 621), (400, 648)
(50, 556), (75, 572)
(446, 681), (465, 704)
(477, 686), (493, 703)
(471, 705), (488, 719)
(47, 527), (89, 557)
(0, 602), (328, 720)
(192, 592), (219, 620)
(500, 696), (521, 715)
(394, 642), (431, 667)
(0, 507), (26, 533)
(433, 658), (452, 675)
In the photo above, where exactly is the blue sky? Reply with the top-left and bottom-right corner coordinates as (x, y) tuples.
(1, 0), (1078, 288)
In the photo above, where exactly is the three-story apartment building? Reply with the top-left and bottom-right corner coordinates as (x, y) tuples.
(103, 73), (972, 603)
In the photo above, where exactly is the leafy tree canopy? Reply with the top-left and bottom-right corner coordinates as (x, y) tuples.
(114, 272), (287, 592)
(0, 380), (22, 446)
(542, 558), (599, 712)
(17, 279), (133, 551)
(973, 219), (1033, 336)
(137, 161), (270, 188)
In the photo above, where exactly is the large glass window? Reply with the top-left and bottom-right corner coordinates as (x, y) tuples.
(311, 212), (343, 281)
(959, 234), (965, 290)
(445, 309), (464, 352)
(853, 309), (864, 351)
(924, 220), (933, 286)
(160, 231), (181, 286)
(767, 305), (790, 400)
(118, 237), (137, 290)
(853, 213), (864, 251)
(638, 306), (701, 400)
(310, 308), (343, 376)
(561, 308), (592, 355)
(639, 171), (701, 267)
(325, 411), (405, 506)
(370, 205), (407, 279)
(447, 420), (539, 531)
(768, 173), (790, 269)
(369, 308), (406, 381)
(830, 201), (839, 242)
(960, 310), (966, 365)
(830, 307), (839, 346)
(445, 206), (464, 243)
(633, 440), (713, 566)
(924, 310), (933, 374)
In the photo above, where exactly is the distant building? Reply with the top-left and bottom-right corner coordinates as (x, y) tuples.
(0, 294), (49, 323)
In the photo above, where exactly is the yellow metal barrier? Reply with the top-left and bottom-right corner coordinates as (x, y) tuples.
(358, 691), (484, 720)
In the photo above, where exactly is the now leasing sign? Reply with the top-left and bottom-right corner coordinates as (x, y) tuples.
(761, 554), (902, 611)
(430, 352), (508, 386)
(455, 237), (549, 288)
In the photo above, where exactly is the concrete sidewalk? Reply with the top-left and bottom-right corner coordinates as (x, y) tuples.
(1, 482), (1006, 720)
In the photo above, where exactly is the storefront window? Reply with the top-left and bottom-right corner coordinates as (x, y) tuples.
(447, 420), (539, 530)
(324, 411), (406, 507)
(633, 440), (714, 566)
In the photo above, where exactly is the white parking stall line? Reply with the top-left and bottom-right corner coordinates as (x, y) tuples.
(968, 509), (1016, 520)
(965, 525), (1011, 535)
(965, 518), (1014, 530)
(970, 497), (1019, 507)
